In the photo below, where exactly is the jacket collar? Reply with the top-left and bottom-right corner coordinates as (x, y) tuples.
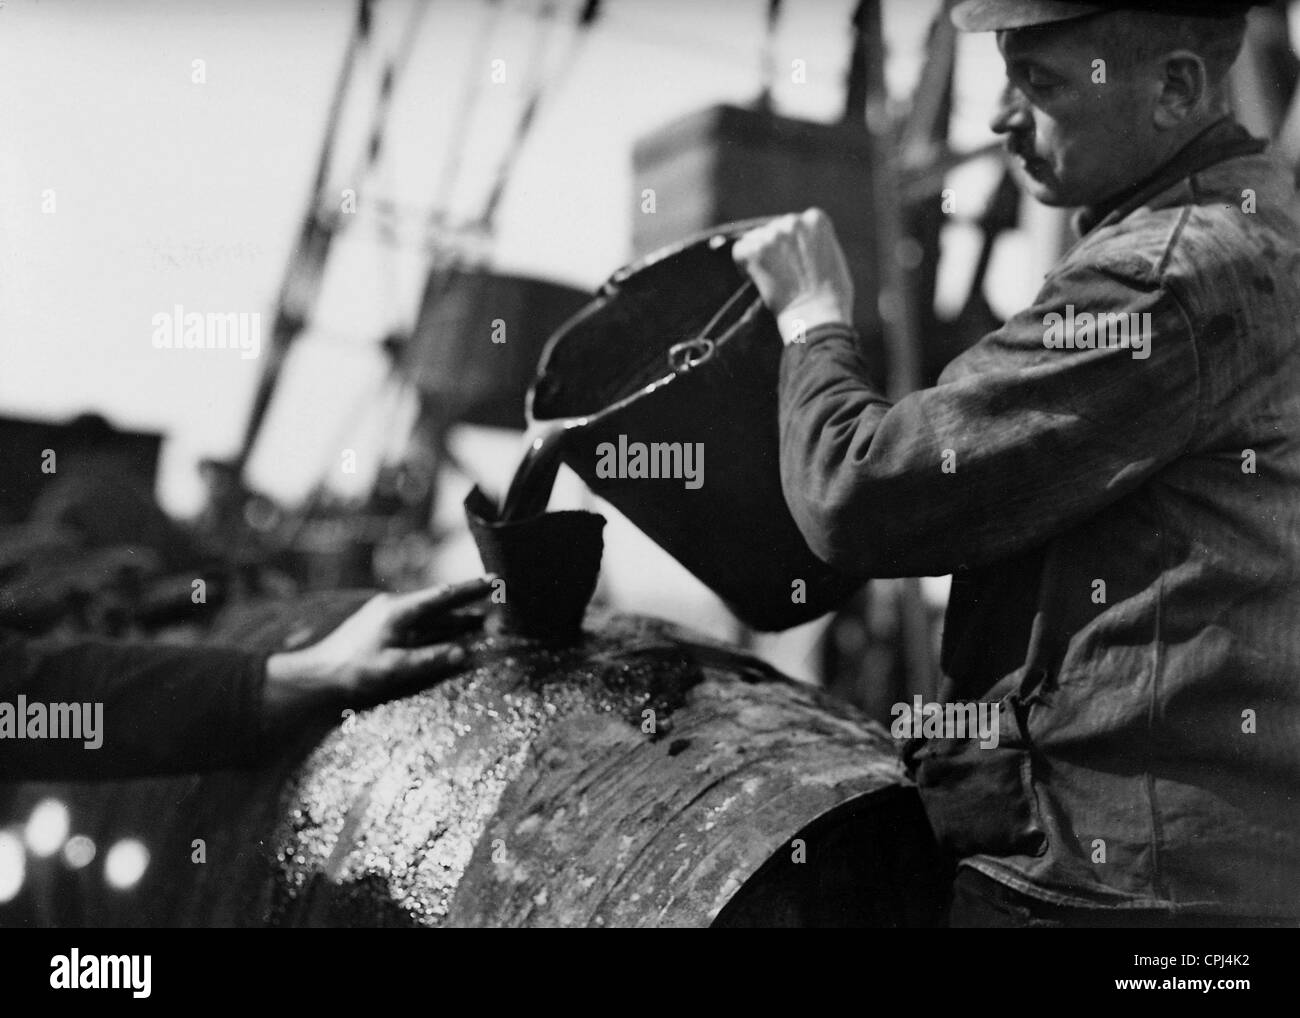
(1072, 116), (1268, 237)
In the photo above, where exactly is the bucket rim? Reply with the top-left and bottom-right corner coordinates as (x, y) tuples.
(525, 218), (776, 425)
(600, 216), (776, 294)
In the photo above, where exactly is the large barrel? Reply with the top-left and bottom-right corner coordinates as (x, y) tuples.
(0, 593), (945, 928)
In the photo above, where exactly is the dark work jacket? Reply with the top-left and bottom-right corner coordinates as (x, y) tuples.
(0, 630), (269, 779)
(778, 117), (1300, 916)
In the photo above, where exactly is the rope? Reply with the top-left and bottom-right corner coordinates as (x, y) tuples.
(426, 0), (509, 234)
(461, 0), (603, 237)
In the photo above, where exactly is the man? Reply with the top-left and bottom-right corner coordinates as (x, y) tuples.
(734, 0), (1300, 926)
(1, 578), (489, 778)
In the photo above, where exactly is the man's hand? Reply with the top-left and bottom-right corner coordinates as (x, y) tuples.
(263, 577), (494, 725)
(732, 208), (855, 345)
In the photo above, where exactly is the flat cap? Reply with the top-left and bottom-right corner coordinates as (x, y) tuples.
(952, 0), (1265, 32)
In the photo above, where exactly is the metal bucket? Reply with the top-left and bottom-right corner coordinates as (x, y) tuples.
(527, 220), (863, 631)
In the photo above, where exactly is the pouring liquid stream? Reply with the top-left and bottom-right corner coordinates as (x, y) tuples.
(499, 418), (585, 522)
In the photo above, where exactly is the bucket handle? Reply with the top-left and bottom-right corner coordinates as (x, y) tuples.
(665, 279), (761, 375)
(667, 337), (714, 372)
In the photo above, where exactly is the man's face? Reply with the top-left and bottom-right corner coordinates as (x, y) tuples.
(993, 18), (1160, 208)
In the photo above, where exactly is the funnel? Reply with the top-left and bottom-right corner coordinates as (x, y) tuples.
(465, 485), (604, 642)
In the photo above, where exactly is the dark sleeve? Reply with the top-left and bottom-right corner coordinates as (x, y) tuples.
(777, 260), (1201, 577)
(0, 631), (271, 779)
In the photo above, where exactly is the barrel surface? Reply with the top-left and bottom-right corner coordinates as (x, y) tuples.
(1, 595), (938, 927)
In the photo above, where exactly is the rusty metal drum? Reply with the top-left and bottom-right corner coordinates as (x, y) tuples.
(0, 592), (944, 928)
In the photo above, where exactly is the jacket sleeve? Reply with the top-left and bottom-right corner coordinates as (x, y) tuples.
(0, 631), (271, 779)
(777, 260), (1201, 577)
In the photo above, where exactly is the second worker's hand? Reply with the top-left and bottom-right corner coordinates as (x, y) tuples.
(263, 576), (495, 726)
(732, 208), (855, 345)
